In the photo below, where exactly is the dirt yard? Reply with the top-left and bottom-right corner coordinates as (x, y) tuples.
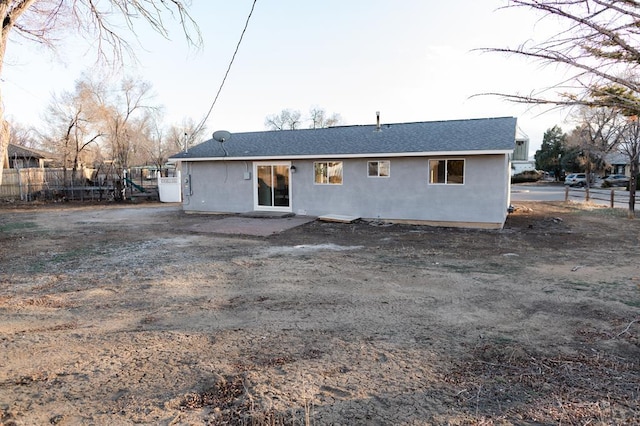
(0, 200), (639, 425)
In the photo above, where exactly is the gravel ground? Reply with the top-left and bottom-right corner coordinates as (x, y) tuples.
(0, 200), (639, 425)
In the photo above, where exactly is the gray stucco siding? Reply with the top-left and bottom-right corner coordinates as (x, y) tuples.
(182, 161), (254, 213)
(291, 156), (508, 223)
(291, 158), (424, 219)
(180, 154), (509, 225)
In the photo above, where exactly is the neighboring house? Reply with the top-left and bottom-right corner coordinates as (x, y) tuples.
(2, 144), (55, 200)
(605, 151), (635, 176)
(170, 116), (519, 229)
(5, 144), (52, 169)
(511, 132), (536, 176)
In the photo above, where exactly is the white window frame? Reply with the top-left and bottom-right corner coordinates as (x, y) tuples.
(253, 161), (293, 212)
(314, 161), (343, 185)
(429, 158), (465, 185)
(367, 160), (390, 178)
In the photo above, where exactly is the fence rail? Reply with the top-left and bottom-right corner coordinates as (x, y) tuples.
(0, 169), (47, 199)
(1, 167), (159, 202)
(565, 186), (637, 208)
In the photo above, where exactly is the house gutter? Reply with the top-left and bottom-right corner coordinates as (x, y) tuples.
(170, 149), (513, 163)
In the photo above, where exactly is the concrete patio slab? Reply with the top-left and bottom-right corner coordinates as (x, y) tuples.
(188, 215), (316, 237)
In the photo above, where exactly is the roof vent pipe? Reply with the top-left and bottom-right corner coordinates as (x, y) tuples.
(376, 111), (381, 131)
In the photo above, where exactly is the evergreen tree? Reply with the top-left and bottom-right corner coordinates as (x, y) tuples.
(535, 126), (566, 180)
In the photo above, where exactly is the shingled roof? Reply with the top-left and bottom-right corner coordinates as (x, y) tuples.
(171, 116), (517, 161)
(8, 144), (49, 159)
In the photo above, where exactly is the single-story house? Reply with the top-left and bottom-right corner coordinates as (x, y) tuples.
(5, 144), (53, 169)
(605, 151), (636, 176)
(170, 116), (518, 229)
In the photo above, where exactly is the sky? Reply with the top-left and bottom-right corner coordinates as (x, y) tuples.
(2, 0), (575, 157)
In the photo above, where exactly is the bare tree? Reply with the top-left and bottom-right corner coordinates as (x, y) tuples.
(145, 116), (206, 173)
(618, 118), (640, 217)
(98, 77), (156, 172)
(8, 121), (38, 148)
(147, 119), (169, 172)
(44, 72), (203, 182)
(265, 109), (302, 131)
(0, 0), (201, 185)
(174, 116), (208, 153)
(484, 1), (640, 217)
(309, 106), (342, 129)
(43, 77), (103, 186)
(140, 113), (188, 169)
(266, 107), (344, 131)
(124, 111), (155, 168)
(484, 1), (640, 111)
(566, 106), (623, 186)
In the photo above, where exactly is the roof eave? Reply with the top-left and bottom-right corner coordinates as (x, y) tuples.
(170, 150), (512, 163)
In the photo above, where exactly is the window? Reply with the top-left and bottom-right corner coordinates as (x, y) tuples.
(314, 161), (343, 184)
(368, 160), (390, 177)
(429, 159), (464, 184)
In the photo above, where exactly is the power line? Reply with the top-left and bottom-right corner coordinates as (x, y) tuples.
(192, 0), (258, 142)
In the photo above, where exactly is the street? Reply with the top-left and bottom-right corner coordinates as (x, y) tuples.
(511, 183), (636, 209)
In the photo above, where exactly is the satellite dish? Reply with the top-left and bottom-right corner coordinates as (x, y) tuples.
(213, 130), (231, 143)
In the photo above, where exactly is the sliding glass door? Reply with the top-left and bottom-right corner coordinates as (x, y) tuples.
(255, 162), (291, 211)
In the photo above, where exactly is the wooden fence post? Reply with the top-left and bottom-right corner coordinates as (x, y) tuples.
(565, 186), (569, 201)
(611, 190), (614, 208)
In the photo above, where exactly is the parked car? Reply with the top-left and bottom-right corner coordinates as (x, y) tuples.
(603, 174), (630, 187)
(564, 173), (590, 187)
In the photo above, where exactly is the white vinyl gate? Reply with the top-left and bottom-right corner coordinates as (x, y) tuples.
(158, 171), (182, 202)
